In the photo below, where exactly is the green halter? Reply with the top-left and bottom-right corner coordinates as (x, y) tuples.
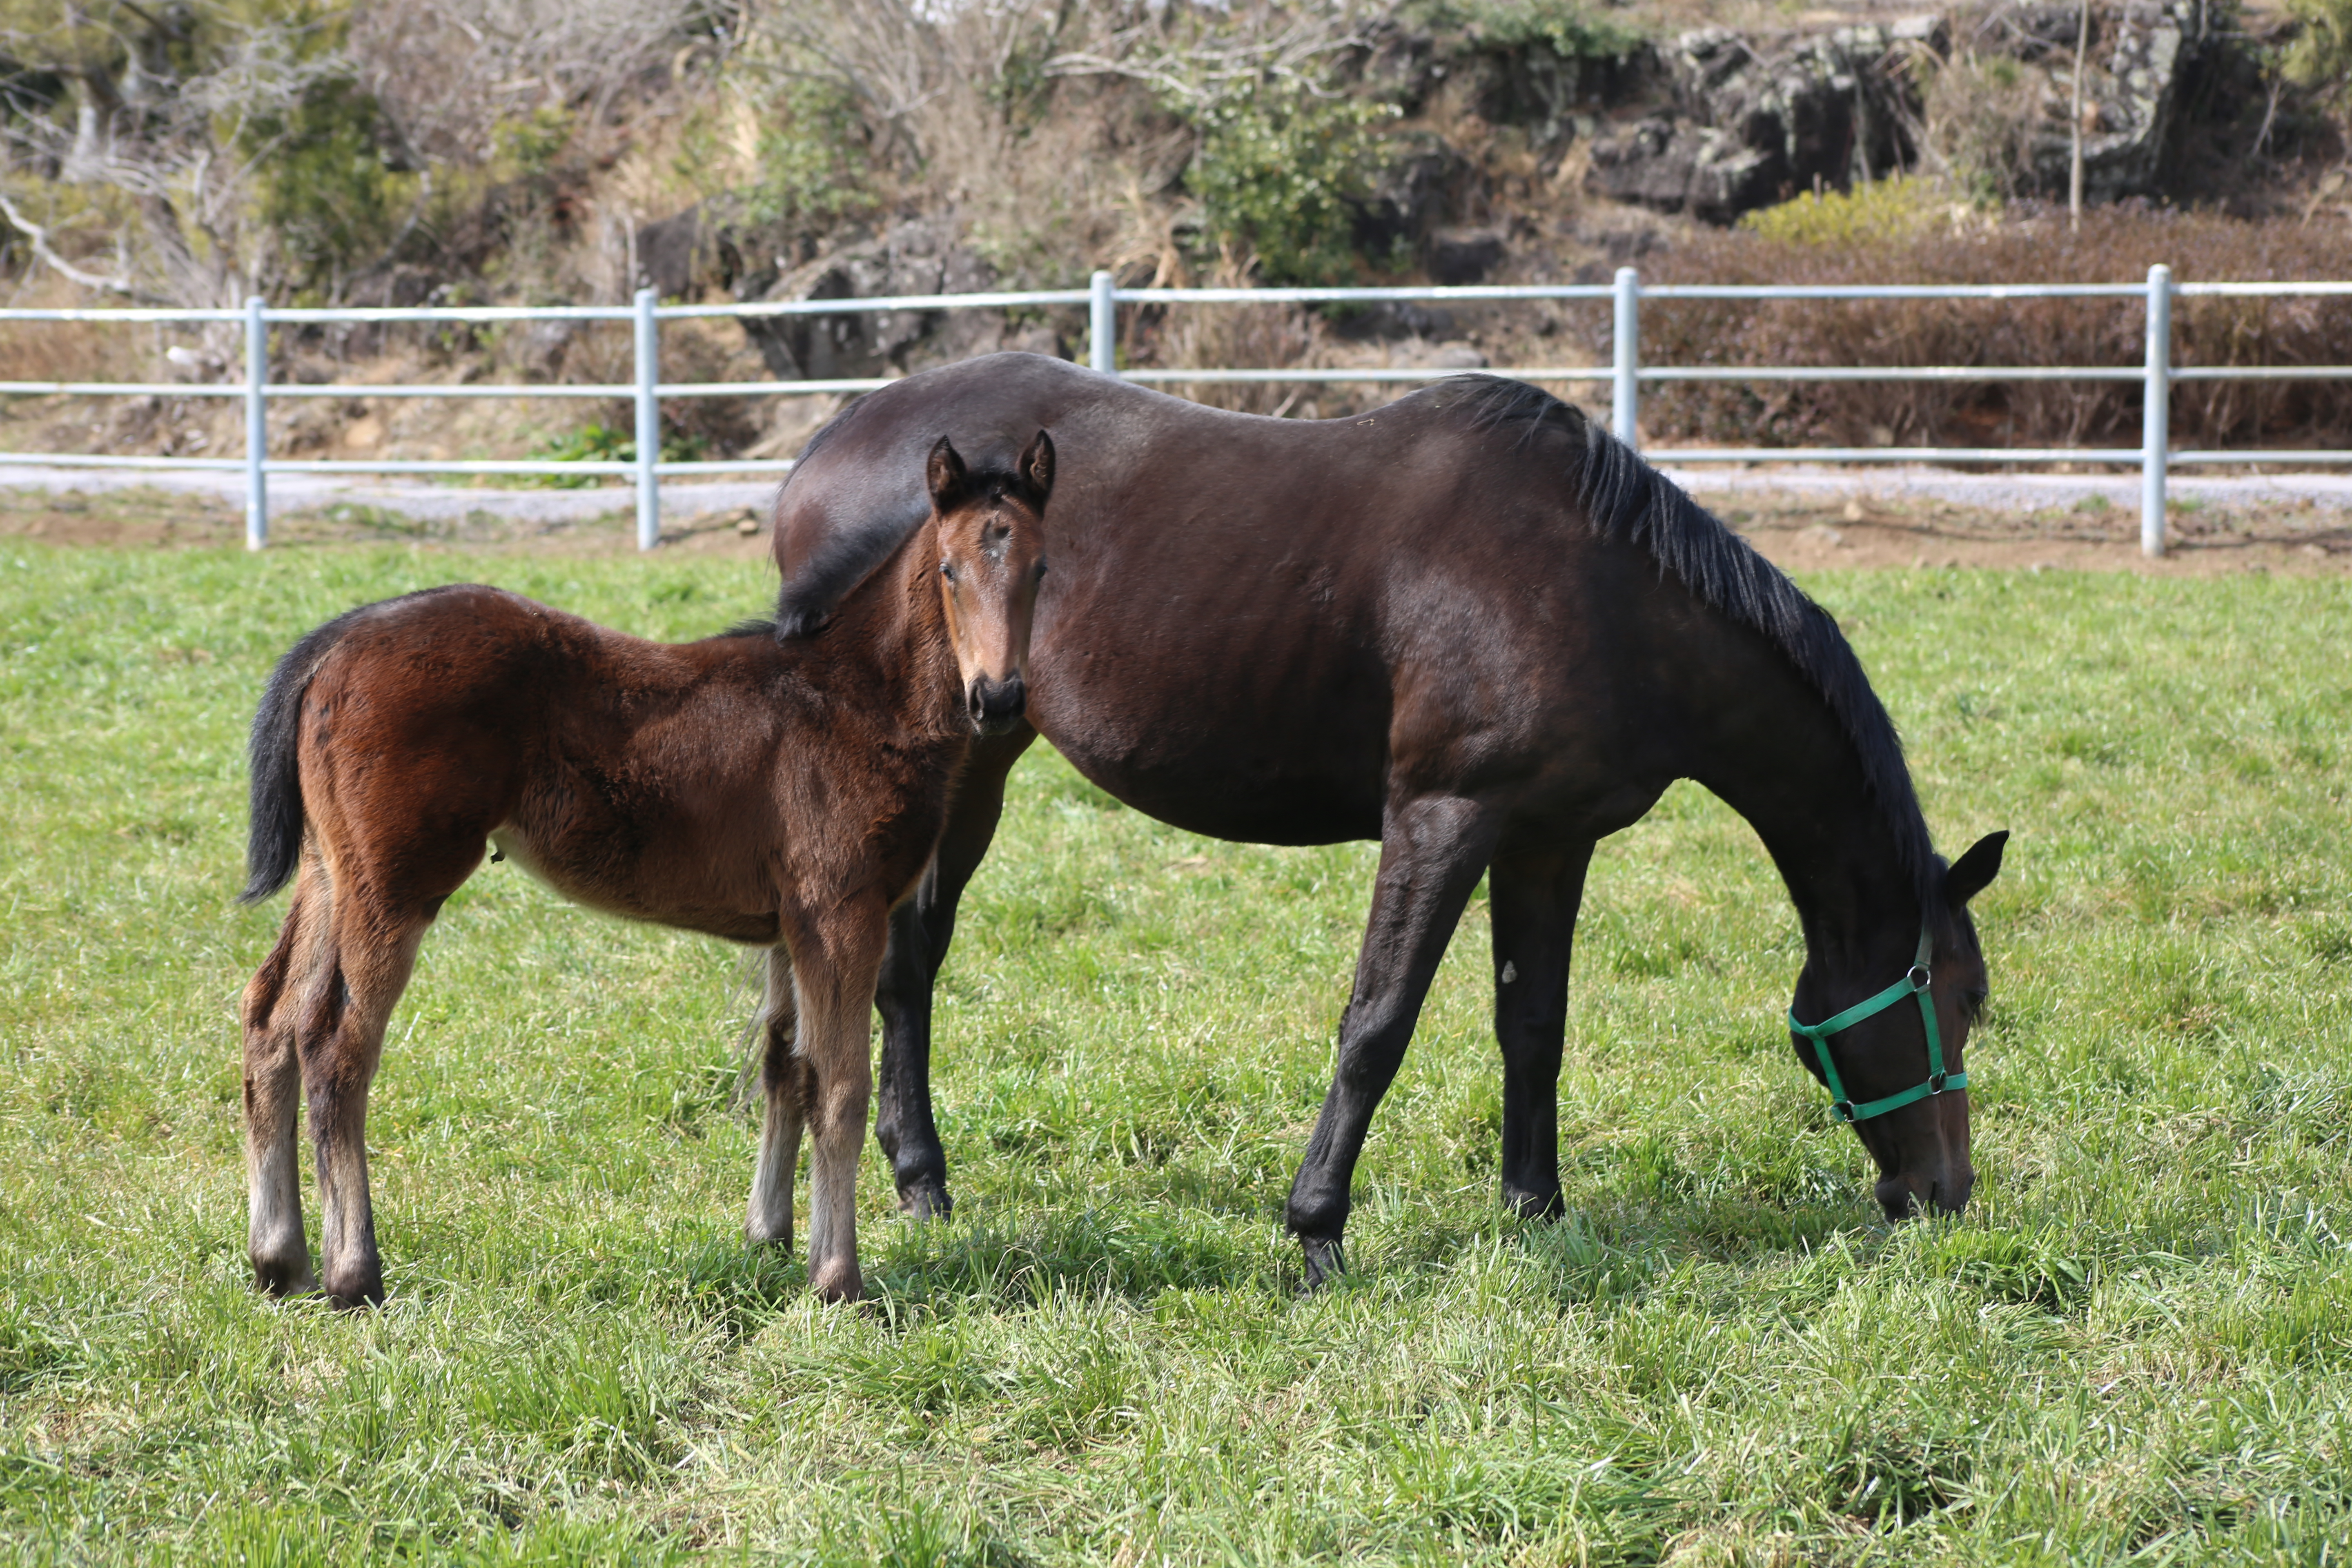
(1788, 926), (1965, 1123)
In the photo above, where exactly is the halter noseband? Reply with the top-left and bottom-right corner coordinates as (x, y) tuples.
(1788, 926), (1965, 1123)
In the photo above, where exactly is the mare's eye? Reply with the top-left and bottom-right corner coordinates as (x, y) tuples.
(940, 561), (956, 581)
(1034, 561), (1048, 579)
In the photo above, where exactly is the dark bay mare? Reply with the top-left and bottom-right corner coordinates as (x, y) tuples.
(237, 433), (1053, 1307)
(772, 354), (2007, 1285)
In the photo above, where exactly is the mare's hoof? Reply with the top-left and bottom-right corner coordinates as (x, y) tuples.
(896, 1181), (953, 1221)
(252, 1256), (319, 1298)
(811, 1262), (865, 1305)
(744, 1221), (793, 1249)
(1503, 1183), (1566, 1221)
(1298, 1236), (1346, 1292)
(321, 1269), (385, 1312)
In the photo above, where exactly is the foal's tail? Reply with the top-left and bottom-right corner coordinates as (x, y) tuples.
(240, 606), (373, 904)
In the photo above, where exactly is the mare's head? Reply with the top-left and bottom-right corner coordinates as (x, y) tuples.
(1793, 830), (2008, 1222)
(926, 429), (1053, 735)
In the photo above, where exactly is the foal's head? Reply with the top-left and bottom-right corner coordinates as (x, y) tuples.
(926, 430), (1053, 736)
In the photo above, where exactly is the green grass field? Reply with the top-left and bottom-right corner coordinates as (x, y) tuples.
(1, 542), (2348, 1565)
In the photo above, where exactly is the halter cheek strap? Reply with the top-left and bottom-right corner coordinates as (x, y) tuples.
(1788, 925), (1966, 1123)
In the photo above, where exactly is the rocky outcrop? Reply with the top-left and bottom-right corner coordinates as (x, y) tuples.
(1583, 4), (2214, 222)
(2009, 2), (2203, 202)
(710, 215), (1063, 383)
(1587, 19), (1941, 222)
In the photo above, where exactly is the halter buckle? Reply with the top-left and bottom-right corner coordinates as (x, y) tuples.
(1906, 964), (1932, 992)
(1829, 1100), (1856, 1123)
(1927, 1071), (1948, 1094)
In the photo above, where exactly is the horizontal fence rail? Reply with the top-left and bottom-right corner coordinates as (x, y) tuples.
(4, 267), (2350, 554)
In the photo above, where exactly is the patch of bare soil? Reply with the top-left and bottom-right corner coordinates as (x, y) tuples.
(0, 488), (778, 559)
(1725, 492), (2352, 577)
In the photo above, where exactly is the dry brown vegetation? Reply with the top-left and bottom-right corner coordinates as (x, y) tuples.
(1639, 207), (2352, 452)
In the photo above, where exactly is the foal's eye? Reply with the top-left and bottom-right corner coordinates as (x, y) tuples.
(940, 560), (956, 581)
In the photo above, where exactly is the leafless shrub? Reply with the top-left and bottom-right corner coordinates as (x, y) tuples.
(1639, 209), (2352, 453)
(1131, 250), (1326, 414)
(350, 0), (715, 166)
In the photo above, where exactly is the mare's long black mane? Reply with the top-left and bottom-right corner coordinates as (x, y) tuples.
(1451, 374), (1944, 918)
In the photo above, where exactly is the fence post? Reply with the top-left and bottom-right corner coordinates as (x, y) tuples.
(244, 295), (268, 550)
(2141, 264), (2172, 558)
(1089, 270), (1118, 376)
(1612, 267), (1640, 451)
(634, 287), (660, 551)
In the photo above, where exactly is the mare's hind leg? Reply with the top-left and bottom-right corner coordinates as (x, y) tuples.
(242, 860), (333, 1295)
(874, 729), (1031, 1219)
(1487, 839), (1595, 1222)
(1286, 792), (1505, 1288)
(746, 948), (814, 1246)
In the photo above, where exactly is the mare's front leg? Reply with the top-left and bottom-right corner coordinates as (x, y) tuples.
(242, 863), (332, 1296)
(745, 948), (812, 1245)
(790, 896), (891, 1304)
(874, 730), (1032, 1218)
(1286, 793), (1505, 1288)
(1487, 839), (1595, 1221)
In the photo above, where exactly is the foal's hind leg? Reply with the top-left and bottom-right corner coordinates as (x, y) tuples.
(242, 863), (333, 1295)
(300, 893), (434, 1308)
(746, 948), (814, 1247)
(1487, 840), (1594, 1222)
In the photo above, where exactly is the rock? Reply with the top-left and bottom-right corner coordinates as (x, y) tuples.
(1586, 20), (1932, 220)
(1427, 227), (1507, 285)
(2020, 2), (2196, 202)
(736, 217), (1067, 383)
(1328, 301), (1459, 343)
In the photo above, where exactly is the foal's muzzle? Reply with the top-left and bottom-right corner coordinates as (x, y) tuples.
(967, 673), (1027, 735)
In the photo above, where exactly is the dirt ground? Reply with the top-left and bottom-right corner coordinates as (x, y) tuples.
(3, 483), (2348, 576)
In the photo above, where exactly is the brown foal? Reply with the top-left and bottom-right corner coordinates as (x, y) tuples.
(236, 432), (1052, 1307)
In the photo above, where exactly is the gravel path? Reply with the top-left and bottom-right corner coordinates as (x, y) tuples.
(5, 462), (2350, 522)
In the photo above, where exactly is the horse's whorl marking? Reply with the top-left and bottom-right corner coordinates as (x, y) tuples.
(1450, 374), (1942, 918)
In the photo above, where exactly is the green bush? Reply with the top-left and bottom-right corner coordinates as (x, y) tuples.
(1737, 176), (1955, 247)
(237, 24), (425, 302)
(1400, 0), (1641, 59)
(526, 423), (708, 487)
(1178, 78), (1398, 287)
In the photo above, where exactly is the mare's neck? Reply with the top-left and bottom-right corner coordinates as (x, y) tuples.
(1687, 659), (1928, 984)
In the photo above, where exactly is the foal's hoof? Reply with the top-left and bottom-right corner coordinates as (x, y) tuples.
(1298, 1236), (1346, 1292)
(1503, 1183), (1566, 1221)
(810, 1261), (866, 1305)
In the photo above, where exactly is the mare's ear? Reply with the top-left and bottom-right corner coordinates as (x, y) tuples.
(1944, 830), (2009, 907)
(926, 436), (969, 512)
(1017, 428), (1055, 506)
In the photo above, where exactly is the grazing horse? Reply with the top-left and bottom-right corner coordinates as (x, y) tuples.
(771, 354), (2007, 1285)
(236, 432), (1054, 1307)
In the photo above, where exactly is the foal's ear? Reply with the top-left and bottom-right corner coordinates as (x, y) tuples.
(1017, 428), (1055, 506)
(926, 436), (969, 512)
(1944, 830), (2009, 907)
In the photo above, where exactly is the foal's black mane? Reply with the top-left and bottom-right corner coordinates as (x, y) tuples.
(1450, 375), (1944, 919)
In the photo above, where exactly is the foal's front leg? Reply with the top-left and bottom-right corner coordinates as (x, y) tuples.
(785, 900), (889, 1304)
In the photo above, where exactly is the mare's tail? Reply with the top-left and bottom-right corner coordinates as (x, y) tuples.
(240, 605), (375, 904)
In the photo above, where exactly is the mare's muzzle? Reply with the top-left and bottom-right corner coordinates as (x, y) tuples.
(967, 673), (1027, 735)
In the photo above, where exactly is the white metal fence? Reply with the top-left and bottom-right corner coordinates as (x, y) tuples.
(4, 266), (2350, 557)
